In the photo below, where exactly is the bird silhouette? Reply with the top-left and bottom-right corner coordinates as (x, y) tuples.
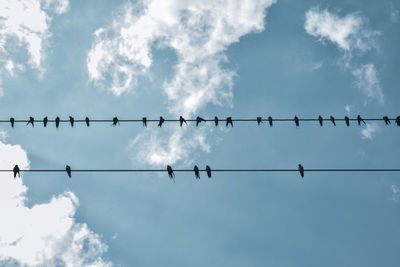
(318, 115), (323, 126)
(268, 116), (273, 127)
(206, 165), (212, 178)
(112, 117), (120, 126)
(66, 165), (71, 178)
(214, 116), (219, 126)
(158, 117), (165, 127)
(196, 116), (205, 127)
(383, 116), (391, 125)
(294, 116), (299, 127)
(27, 117), (34, 127)
(43, 117), (48, 127)
(167, 165), (174, 181)
(357, 115), (365, 125)
(298, 164), (304, 178)
(194, 165), (200, 179)
(396, 116), (400, 126)
(85, 117), (90, 127)
(13, 165), (20, 178)
(179, 116), (187, 127)
(344, 116), (350, 127)
(69, 116), (74, 127)
(257, 117), (262, 126)
(142, 117), (147, 127)
(10, 117), (15, 128)
(55, 117), (60, 128)
(330, 116), (336, 126)
(226, 117), (233, 127)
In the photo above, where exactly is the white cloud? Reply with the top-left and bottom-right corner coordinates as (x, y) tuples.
(0, 0), (68, 95)
(352, 63), (384, 104)
(390, 3), (399, 23)
(345, 104), (351, 114)
(88, 0), (276, 165)
(0, 140), (111, 266)
(391, 184), (400, 202)
(361, 122), (380, 140)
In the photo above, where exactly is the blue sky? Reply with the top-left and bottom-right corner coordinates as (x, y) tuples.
(0, 0), (400, 266)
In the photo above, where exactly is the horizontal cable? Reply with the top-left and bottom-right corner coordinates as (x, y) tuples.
(1, 169), (400, 172)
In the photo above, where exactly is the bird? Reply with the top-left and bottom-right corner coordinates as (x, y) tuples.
(85, 117), (90, 127)
(69, 116), (74, 127)
(257, 117), (262, 126)
(112, 117), (120, 126)
(194, 165), (200, 179)
(43, 117), (48, 127)
(13, 165), (20, 178)
(10, 117), (15, 128)
(383, 116), (391, 125)
(66, 165), (72, 178)
(357, 115), (365, 126)
(318, 115), (323, 127)
(330, 116), (336, 126)
(158, 117), (165, 127)
(167, 165), (174, 181)
(214, 116), (219, 126)
(396, 116), (400, 127)
(55, 117), (60, 128)
(344, 116), (350, 127)
(294, 116), (299, 127)
(206, 165), (212, 178)
(142, 117), (147, 127)
(298, 164), (304, 178)
(27, 117), (34, 127)
(196, 116), (205, 127)
(226, 117), (233, 127)
(179, 116), (187, 127)
(268, 116), (273, 127)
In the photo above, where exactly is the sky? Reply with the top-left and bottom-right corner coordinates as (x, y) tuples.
(0, 0), (400, 266)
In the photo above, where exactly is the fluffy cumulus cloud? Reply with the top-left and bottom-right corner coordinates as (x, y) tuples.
(361, 122), (380, 140)
(0, 0), (69, 95)
(0, 139), (111, 266)
(352, 63), (383, 104)
(88, 0), (276, 165)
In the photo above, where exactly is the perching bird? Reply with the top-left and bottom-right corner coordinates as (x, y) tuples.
(194, 165), (200, 179)
(43, 117), (48, 127)
(257, 117), (262, 126)
(206, 165), (212, 178)
(27, 117), (34, 127)
(298, 164), (304, 178)
(330, 116), (336, 126)
(344, 116), (350, 127)
(294, 116), (299, 127)
(10, 117), (15, 128)
(268, 116), (273, 127)
(13, 165), (20, 178)
(318, 115), (323, 127)
(112, 117), (120, 126)
(196, 116), (205, 127)
(357, 115), (365, 126)
(214, 116), (219, 126)
(158, 116), (165, 127)
(179, 116), (187, 127)
(383, 116), (391, 125)
(55, 117), (60, 128)
(167, 165), (174, 181)
(226, 117), (233, 127)
(142, 117), (147, 127)
(69, 116), (74, 127)
(65, 165), (71, 178)
(396, 116), (400, 127)
(85, 117), (90, 127)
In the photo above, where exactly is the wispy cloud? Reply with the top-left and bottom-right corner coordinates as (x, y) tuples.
(390, 3), (399, 23)
(361, 122), (380, 140)
(0, 140), (111, 266)
(88, 0), (276, 165)
(391, 184), (400, 202)
(352, 64), (384, 104)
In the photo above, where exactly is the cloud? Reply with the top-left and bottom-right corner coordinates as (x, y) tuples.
(390, 3), (399, 23)
(0, 0), (68, 95)
(391, 184), (400, 202)
(361, 122), (380, 140)
(88, 0), (276, 165)
(0, 140), (111, 266)
(352, 63), (383, 104)
(345, 104), (351, 114)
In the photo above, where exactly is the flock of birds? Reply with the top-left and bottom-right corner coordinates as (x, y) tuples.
(5, 115), (400, 128)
